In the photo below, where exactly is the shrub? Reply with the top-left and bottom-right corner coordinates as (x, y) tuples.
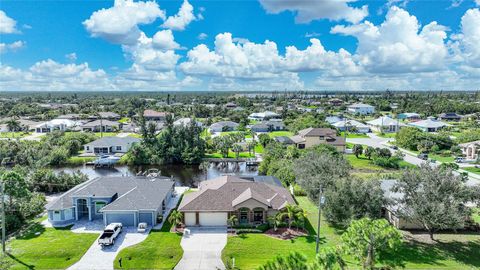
(293, 184), (307, 196)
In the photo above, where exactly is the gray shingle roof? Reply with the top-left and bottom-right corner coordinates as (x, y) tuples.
(47, 176), (174, 211)
(178, 175), (295, 212)
(84, 136), (140, 147)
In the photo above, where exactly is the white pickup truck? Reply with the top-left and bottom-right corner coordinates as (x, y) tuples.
(98, 223), (122, 247)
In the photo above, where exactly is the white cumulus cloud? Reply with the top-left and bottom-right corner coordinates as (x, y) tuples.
(83, 0), (165, 45)
(162, 0), (197, 31)
(0, 10), (18, 34)
(0, 40), (25, 54)
(259, 0), (368, 24)
(331, 6), (449, 73)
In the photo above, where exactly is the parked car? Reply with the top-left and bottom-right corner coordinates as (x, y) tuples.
(137, 222), (147, 233)
(417, 153), (428, 160)
(98, 223), (122, 247)
(455, 157), (466, 163)
(389, 145), (398, 150)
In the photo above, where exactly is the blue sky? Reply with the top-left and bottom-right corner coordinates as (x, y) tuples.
(1, 0), (479, 91)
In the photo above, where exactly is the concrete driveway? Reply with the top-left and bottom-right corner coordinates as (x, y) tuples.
(175, 227), (227, 270)
(68, 226), (149, 270)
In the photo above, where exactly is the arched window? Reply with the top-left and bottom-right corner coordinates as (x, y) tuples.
(253, 207), (264, 223)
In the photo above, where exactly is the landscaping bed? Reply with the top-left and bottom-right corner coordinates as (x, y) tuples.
(264, 227), (308, 240)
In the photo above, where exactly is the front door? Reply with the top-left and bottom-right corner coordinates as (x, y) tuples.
(77, 199), (88, 219)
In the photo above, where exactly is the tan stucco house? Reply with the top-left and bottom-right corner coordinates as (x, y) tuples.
(459, 140), (480, 160)
(178, 176), (295, 227)
(289, 127), (345, 151)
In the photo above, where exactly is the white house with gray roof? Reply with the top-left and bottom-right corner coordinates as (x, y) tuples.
(84, 136), (140, 155)
(46, 176), (174, 227)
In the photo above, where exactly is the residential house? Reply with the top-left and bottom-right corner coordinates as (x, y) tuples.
(224, 102), (237, 109)
(35, 119), (80, 133)
(408, 118), (447, 132)
(96, 112), (121, 121)
(173, 118), (203, 127)
(289, 127), (345, 151)
(58, 114), (83, 120)
(325, 116), (343, 125)
(178, 175), (295, 226)
(439, 113), (463, 122)
(459, 140), (480, 160)
(250, 120), (285, 132)
(332, 119), (370, 133)
(80, 120), (120, 132)
(248, 111), (281, 121)
(273, 136), (295, 145)
(142, 110), (170, 122)
(84, 136), (140, 155)
(398, 113), (421, 122)
(46, 176), (174, 227)
(347, 103), (375, 115)
(328, 98), (343, 106)
(208, 121), (239, 133)
(381, 180), (423, 230)
(367, 116), (404, 133)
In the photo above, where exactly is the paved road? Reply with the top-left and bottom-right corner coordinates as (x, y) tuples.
(175, 227), (227, 270)
(347, 133), (480, 186)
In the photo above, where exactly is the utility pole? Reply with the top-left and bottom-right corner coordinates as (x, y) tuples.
(1, 182), (5, 254)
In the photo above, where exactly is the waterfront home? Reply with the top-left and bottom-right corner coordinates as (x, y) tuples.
(35, 119), (80, 133)
(84, 136), (140, 155)
(367, 116), (404, 133)
(332, 119), (370, 133)
(250, 120), (285, 132)
(46, 176), (174, 227)
(439, 113), (463, 122)
(289, 127), (345, 151)
(459, 140), (480, 160)
(329, 98), (343, 106)
(347, 103), (375, 115)
(398, 113), (421, 121)
(325, 116), (343, 124)
(208, 121), (239, 133)
(80, 119), (120, 132)
(408, 118), (447, 132)
(178, 175), (295, 226)
(224, 102), (237, 109)
(248, 111), (281, 121)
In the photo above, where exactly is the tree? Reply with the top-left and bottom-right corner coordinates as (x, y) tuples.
(294, 152), (350, 201)
(393, 164), (473, 240)
(247, 140), (257, 156)
(342, 218), (402, 270)
(258, 252), (308, 270)
(312, 247), (347, 270)
(227, 215), (238, 228)
(6, 118), (21, 138)
(258, 133), (272, 148)
(168, 210), (183, 232)
(199, 161), (210, 180)
(232, 144), (242, 159)
(267, 212), (283, 232)
(364, 146), (374, 160)
(353, 144), (364, 158)
(323, 177), (384, 226)
(1, 171), (30, 210)
(280, 204), (302, 229)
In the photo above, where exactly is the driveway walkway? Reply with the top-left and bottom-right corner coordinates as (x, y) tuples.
(68, 227), (149, 270)
(175, 227), (227, 270)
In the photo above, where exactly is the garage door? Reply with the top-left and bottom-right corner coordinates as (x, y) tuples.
(139, 212), (153, 225)
(105, 212), (135, 226)
(184, 212), (196, 226)
(199, 212), (227, 226)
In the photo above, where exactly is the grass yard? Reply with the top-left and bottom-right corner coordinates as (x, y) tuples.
(375, 132), (397, 138)
(267, 131), (293, 138)
(345, 154), (384, 171)
(205, 151), (256, 159)
(2, 222), (98, 269)
(118, 117), (130, 124)
(66, 156), (96, 165)
(128, 133), (143, 138)
(94, 132), (119, 137)
(220, 131), (252, 138)
(339, 132), (369, 138)
(472, 208), (480, 224)
(0, 132), (31, 138)
(463, 166), (480, 176)
(114, 221), (183, 269)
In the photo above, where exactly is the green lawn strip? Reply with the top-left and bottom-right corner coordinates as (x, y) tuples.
(66, 156), (96, 165)
(3, 223), (98, 270)
(118, 117), (130, 124)
(339, 132), (369, 138)
(268, 131), (293, 138)
(345, 154), (384, 171)
(472, 208), (480, 224)
(375, 132), (397, 138)
(463, 167), (480, 175)
(94, 132), (119, 138)
(0, 132), (31, 138)
(114, 218), (183, 269)
(219, 131), (252, 138)
(128, 133), (142, 138)
(205, 151), (256, 159)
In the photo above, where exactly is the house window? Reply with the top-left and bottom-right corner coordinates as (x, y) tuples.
(298, 144), (305, 149)
(95, 202), (106, 214)
(116, 146), (122, 151)
(86, 146), (90, 151)
(253, 208), (264, 222)
(53, 210), (62, 221)
(239, 208), (249, 224)
(319, 136), (324, 140)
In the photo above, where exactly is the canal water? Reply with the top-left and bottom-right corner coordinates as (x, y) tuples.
(53, 162), (258, 187)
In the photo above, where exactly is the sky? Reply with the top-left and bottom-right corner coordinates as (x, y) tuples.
(0, 0), (479, 92)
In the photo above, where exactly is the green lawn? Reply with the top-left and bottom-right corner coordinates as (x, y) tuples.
(220, 131), (252, 138)
(114, 221), (183, 269)
(205, 151), (256, 159)
(0, 132), (31, 138)
(128, 133), (143, 138)
(472, 208), (480, 224)
(66, 156), (96, 165)
(375, 132), (397, 138)
(462, 167), (480, 175)
(339, 132), (369, 138)
(94, 132), (119, 137)
(346, 154), (416, 171)
(2, 222), (98, 269)
(118, 117), (130, 124)
(268, 131), (293, 138)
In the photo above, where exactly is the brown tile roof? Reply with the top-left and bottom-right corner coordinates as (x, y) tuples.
(297, 127), (337, 137)
(143, 110), (169, 117)
(178, 176), (295, 212)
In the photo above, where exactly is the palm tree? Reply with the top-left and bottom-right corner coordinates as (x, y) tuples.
(295, 209), (308, 231)
(267, 212), (283, 232)
(198, 161), (210, 180)
(227, 215), (238, 228)
(168, 210), (183, 232)
(232, 144), (242, 159)
(247, 141), (257, 157)
(281, 204), (301, 229)
(6, 118), (20, 139)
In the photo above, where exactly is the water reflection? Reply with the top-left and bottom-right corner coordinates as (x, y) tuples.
(53, 162), (258, 187)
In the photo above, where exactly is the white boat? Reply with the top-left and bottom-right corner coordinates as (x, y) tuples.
(94, 155), (121, 166)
